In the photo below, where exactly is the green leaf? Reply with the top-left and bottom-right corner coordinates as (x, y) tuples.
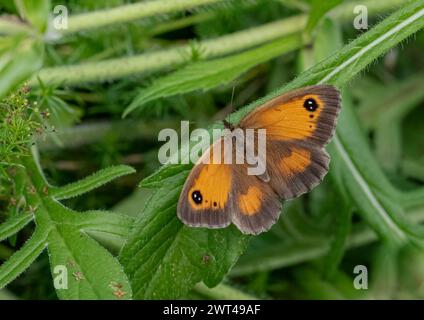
(0, 148), (134, 299)
(48, 224), (132, 300)
(0, 229), (48, 289)
(0, 213), (33, 242)
(328, 96), (424, 243)
(119, 167), (250, 299)
(313, 18), (344, 61)
(73, 210), (135, 238)
(123, 34), (302, 117)
(305, 0), (342, 35)
(51, 165), (135, 200)
(0, 35), (44, 100)
(358, 76), (424, 171)
(140, 164), (192, 189)
(14, 0), (50, 33)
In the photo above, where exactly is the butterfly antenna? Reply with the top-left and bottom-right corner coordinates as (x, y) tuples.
(228, 85), (236, 126)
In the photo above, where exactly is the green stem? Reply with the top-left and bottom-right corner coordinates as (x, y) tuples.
(147, 11), (216, 37)
(37, 119), (178, 151)
(32, 14), (306, 86)
(62, 0), (226, 34)
(401, 188), (424, 209)
(31, 0), (404, 86)
(0, 18), (32, 35)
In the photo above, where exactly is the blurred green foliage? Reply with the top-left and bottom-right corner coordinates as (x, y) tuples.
(0, 0), (424, 300)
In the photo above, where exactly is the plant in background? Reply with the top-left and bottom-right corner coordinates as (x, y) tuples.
(0, 0), (424, 300)
(0, 88), (136, 299)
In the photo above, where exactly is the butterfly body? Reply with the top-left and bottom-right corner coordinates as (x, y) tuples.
(177, 85), (341, 235)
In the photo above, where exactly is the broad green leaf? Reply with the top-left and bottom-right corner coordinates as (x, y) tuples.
(48, 224), (132, 300)
(140, 163), (192, 189)
(0, 35), (44, 100)
(123, 34), (302, 117)
(119, 168), (250, 299)
(14, 0), (50, 33)
(0, 228), (48, 288)
(0, 149), (135, 299)
(72, 210), (134, 238)
(51, 165), (135, 200)
(63, 210), (136, 255)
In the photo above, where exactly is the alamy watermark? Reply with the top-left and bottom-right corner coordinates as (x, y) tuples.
(353, 264), (368, 290)
(52, 5), (68, 30)
(158, 121), (267, 176)
(353, 5), (368, 30)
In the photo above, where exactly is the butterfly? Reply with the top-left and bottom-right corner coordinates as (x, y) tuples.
(177, 85), (341, 235)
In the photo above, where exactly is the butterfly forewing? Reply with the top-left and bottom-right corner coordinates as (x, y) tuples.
(240, 85), (341, 147)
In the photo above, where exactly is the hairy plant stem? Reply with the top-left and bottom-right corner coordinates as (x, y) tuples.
(62, 0), (226, 34)
(32, 0), (404, 86)
(37, 119), (178, 151)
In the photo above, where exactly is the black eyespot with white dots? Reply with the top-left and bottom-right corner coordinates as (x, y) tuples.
(304, 98), (319, 112)
(191, 190), (203, 205)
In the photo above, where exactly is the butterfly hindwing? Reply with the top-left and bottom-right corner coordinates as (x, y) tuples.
(231, 164), (282, 235)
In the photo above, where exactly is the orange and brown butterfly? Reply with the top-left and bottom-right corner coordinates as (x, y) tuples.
(177, 85), (341, 235)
